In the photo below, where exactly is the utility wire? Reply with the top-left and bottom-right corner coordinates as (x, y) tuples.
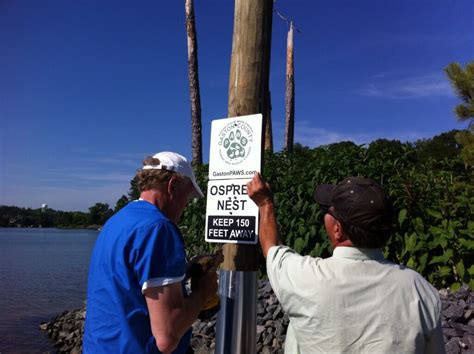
(273, 9), (302, 34)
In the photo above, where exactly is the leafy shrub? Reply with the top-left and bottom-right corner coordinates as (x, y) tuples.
(180, 137), (473, 290)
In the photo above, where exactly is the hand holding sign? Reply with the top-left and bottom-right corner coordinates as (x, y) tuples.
(247, 173), (274, 208)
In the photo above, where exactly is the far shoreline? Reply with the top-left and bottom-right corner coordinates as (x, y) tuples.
(0, 226), (102, 230)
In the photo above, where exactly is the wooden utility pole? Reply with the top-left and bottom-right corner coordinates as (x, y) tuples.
(223, 0), (273, 271)
(216, 3), (273, 352)
(185, 0), (202, 165)
(284, 22), (295, 152)
(264, 91), (273, 151)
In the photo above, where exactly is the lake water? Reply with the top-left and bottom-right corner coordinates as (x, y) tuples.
(0, 228), (99, 353)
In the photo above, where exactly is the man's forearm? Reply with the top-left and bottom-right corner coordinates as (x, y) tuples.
(146, 285), (207, 353)
(167, 291), (205, 336)
(259, 202), (281, 257)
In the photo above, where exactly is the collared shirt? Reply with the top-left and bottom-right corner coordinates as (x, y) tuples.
(266, 245), (445, 354)
(84, 201), (191, 354)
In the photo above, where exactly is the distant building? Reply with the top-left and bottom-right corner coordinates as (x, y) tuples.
(41, 204), (48, 212)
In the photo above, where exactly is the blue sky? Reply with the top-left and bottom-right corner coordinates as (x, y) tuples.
(1, 0), (472, 211)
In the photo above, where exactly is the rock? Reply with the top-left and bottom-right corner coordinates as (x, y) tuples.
(445, 338), (460, 354)
(274, 320), (286, 337)
(272, 305), (282, 320)
(456, 285), (470, 299)
(444, 327), (462, 339)
(445, 304), (465, 321)
(39, 281), (474, 353)
(440, 289), (449, 299)
(262, 281), (273, 295)
(462, 333), (474, 348)
(263, 333), (274, 346)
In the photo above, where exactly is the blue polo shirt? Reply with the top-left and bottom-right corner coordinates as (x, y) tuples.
(83, 200), (191, 354)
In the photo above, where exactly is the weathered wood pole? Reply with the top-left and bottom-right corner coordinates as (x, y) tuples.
(185, 0), (202, 165)
(223, 0), (272, 271)
(215, 1), (273, 353)
(264, 90), (273, 151)
(284, 22), (295, 152)
(262, 1), (274, 152)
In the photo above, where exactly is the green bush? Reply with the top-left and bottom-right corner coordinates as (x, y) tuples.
(180, 136), (473, 290)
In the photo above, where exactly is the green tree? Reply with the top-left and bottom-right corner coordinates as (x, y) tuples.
(114, 195), (129, 213)
(445, 62), (474, 121)
(88, 203), (113, 226)
(445, 61), (474, 166)
(128, 176), (140, 200)
(413, 130), (462, 162)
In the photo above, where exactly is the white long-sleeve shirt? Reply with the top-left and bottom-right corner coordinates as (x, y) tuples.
(266, 245), (446, 354)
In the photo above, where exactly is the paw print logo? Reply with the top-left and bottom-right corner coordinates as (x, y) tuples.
(223, 129), (248, 160)
(218, 120), (253, 165)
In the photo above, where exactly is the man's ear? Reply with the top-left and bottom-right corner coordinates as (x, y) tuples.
(334, 221), (351, 242)
(167, 176), (178, 198)
(333, 220), (344, 242)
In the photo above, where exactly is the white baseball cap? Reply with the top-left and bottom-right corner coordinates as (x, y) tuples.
(142, 151), (204, 199)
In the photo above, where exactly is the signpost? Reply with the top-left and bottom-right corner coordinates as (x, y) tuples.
(206, 114), (262, 354)
(212, 2), (273, 352)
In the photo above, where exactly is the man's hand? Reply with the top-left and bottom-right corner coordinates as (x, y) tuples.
(190, 251), (223, 302)
(247, 173), (281, 257)
(247, 172), (274, 207)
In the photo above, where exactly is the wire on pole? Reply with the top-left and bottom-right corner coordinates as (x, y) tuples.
(273, 9), (302, 34)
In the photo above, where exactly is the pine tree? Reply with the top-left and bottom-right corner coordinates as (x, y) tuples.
(445, 62), (474, 122)
(445, 61), (474, 166)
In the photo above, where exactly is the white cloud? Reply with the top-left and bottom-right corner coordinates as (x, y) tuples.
(1, 182), (130, 212)
(292, 121), (431, 148)
(360, 73), (453, 99)
(1, 152), (140, 211)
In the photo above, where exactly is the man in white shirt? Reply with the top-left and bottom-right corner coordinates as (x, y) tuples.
(247, 174), (445, 354)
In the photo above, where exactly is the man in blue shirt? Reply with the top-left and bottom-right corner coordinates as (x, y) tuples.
(84, 152), (220, 354)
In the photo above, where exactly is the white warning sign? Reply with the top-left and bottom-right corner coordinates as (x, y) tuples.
(205, 179), (258, 244)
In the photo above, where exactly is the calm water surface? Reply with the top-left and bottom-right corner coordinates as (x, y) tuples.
(0, 228), (99, 353)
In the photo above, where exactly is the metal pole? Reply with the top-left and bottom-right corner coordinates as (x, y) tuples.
(215, 270), (257, 354)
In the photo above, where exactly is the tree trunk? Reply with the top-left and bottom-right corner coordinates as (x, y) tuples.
(262, 1), (273, 152)
(265, 90), (273, 151)
(223, 0), (273, 271)
(284, 22), (295, 152)
(185, 0), (202, 165)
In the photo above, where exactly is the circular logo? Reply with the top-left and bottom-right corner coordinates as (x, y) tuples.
(218, 120), (254, 165)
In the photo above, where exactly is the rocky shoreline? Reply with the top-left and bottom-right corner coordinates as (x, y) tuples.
(40, 281), (474, 354)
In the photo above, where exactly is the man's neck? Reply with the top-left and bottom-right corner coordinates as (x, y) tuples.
(140, 190), (161, 207)
(332, 239), (354, 248)
(140, 189), (179, 223)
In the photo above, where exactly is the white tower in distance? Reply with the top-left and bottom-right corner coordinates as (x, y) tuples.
(41, 204), (48, 212)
